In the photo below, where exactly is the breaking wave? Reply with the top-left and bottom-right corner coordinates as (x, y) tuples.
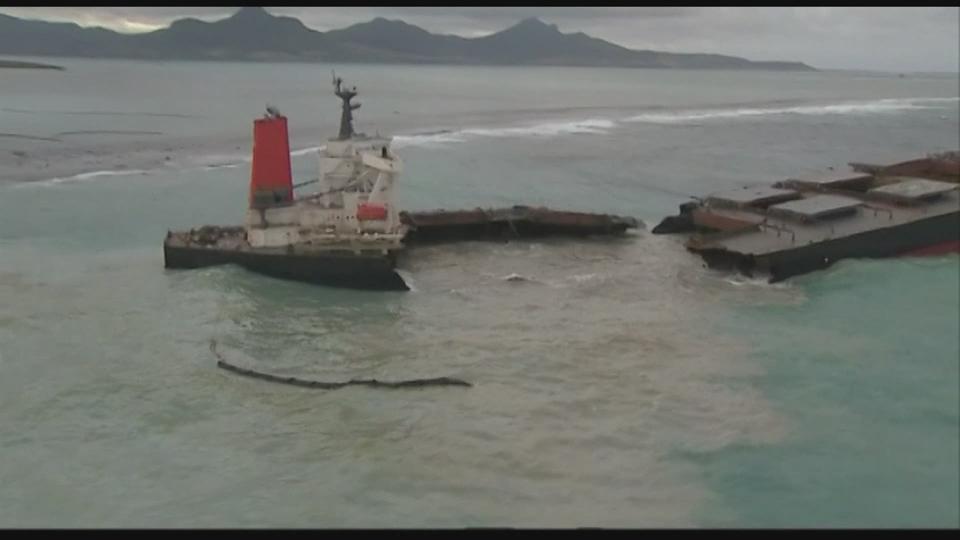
(196, 145), (324, 169)
(721, 273), (798, 291)
(290, 145), (325, 157)
(501, 273), (533, 283)
(625, 97), (959, 124)
(392, 97), (954, 147)
(393, 118), (616, 148)
(393, 130), (467, 148)
(570, 273), (601, 284)
(20, 168), (151, 188)
(20, 144), (328, 188)
(15, 96), (953, 187)
(1, 107), (197, 118)
(395, 269), (418, 292)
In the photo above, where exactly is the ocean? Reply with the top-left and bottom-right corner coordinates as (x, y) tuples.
(1, 58), (958, 527)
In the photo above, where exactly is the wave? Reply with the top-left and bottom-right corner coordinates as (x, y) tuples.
(570, 273), (600, 284)
(20, 168), (151, 188)
(290, 145), (325, 157)
(463, 118), (615, 138)
(392, 96), (954, 147)
(196, 145), (323, 169)
(16, 96), (953, 188)
(393, 118), (615, 148)
(55, 130), (164, 137)
(722, 273), (796, 290)
(194, 117), (612, 163)
(393, 130), (467, 148)
(395, 269), (417, 292)
(625, 97), (959, 124)
(1, 107), (197, 118)
(20, 144), (328, 188)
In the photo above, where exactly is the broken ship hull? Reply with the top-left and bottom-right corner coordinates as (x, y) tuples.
(401, 206), (640, 244)
(163, 206), (641, 291)
(164, 232), (409, 291)
(655, 153), (960, 282)
(692, 211), (960, 282)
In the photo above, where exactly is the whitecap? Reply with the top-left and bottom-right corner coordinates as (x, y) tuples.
(625, 97), (958, 125)
(20, 168), (151, 188)
(392, 118), (615, 148)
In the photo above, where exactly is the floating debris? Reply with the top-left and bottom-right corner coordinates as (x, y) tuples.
(210, 340), (471, 390)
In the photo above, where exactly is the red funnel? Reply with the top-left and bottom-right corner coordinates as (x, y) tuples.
(249, 115), (293, 208)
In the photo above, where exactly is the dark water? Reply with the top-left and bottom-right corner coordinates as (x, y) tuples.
(0, 59), (957, 527)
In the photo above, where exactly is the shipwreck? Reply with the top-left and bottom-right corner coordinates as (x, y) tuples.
(163, 75), (640, 290)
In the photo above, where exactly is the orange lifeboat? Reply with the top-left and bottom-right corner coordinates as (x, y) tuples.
(357, 203), (388, 221)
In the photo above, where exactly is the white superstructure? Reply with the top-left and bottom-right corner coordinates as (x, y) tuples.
(244, 76), (407, 250)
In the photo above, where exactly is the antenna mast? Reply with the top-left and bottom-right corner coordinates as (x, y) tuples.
(332, 70), (360, 140)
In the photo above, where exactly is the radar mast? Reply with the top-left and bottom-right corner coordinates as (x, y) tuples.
(332, 70), (361, 140)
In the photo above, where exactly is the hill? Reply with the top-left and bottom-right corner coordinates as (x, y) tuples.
(0, 7), (815, 70)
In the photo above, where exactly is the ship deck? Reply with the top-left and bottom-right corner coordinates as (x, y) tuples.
(688, 189), (960, 256)
(165, 227), (405, 255)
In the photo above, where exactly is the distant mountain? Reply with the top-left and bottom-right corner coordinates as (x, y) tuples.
(0, 7), (815, 70)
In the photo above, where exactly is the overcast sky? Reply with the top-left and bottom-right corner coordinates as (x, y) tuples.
(2, 6), (958, 72)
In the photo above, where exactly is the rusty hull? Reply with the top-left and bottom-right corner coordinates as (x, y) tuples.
(400, 206), (641, 244)
(849, 152), (960, 183)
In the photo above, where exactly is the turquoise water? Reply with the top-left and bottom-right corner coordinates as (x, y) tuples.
(0, 60), (957, 527)
(698, 258), (960, 527)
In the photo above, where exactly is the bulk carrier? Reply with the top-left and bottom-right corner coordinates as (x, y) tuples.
(163, 75), (640, 290)
(652, 153), (960, 282)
